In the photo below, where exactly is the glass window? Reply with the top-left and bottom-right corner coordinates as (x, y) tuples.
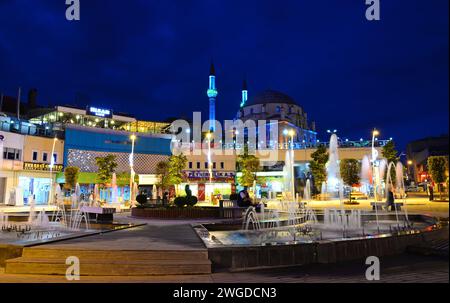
(32, 151), (38, 161)
(188, 162), (193, 169)
(213, 162), (216, 169)
(205, 162), (208, 169)
(53, 153), (57, 163)
(196, 162), (200, 169)
(42, 152), (48, 162)
(3, 148), (21, 160)
(220, 162), (224, 169)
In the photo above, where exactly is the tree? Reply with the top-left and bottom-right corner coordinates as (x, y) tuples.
(64, 166), (80, 191)
(382, 140), (400, 163)
(95, 155), (118, 187)
(310, 145), (328, 193)
(382, 140), (400, 183)
(428, 156), (449, 200)
(156, 161), (171, 191)
(237, 151), (260, 187)
(168, 153), (188, 194)
(340, 159), (361, 202)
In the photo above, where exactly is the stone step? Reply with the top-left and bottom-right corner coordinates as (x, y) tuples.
(21, 248), (209, 261)
(5, 257), (212, 276)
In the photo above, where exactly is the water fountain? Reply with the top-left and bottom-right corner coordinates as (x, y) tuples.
(326, 134), (341, 191)
(322, 134), (344, 203)
(303, 179), (311, 202)
(396, 162), (409, 221)
(323, 209), (362, 229)
(360, 155), (371, 196)
(283, 149), (295, 201)
(31, 210), (50, 228)
(152, 185), (157, 200)
(386, 162), (401, 226)
(0, 212), (8, 229)
(111, 173), (119, 204)
(27, 195), (36, 224)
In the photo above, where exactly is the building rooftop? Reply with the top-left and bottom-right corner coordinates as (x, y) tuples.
(244, 89), (298, 107)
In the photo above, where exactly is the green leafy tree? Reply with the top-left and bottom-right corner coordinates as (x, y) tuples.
(382, 140), (400, 163)
(156, 160), (171, 191)
(340, 159), (361, 202)
(237, 150), (260, 187)
(310, 145), (328, 193)
(168, 154), (188, 194)
(64, 166), (80, 191)
(95, 155), (118, 187)
(428, 156), (449, 200)
(382, 140), (400, 183)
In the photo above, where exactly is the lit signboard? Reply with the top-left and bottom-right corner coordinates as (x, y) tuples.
(86, 106), (113, 118)
(23, 162), (64, 172)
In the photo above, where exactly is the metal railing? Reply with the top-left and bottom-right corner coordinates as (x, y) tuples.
(173, 139), (390, 151)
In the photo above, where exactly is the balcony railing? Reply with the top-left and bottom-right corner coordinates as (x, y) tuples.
(172, 139), (390, 151)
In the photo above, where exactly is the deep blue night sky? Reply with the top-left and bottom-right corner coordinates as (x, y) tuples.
(0, 0), (448, 150)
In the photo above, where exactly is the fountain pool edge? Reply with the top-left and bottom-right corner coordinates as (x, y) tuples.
(194, 218), (446, 272)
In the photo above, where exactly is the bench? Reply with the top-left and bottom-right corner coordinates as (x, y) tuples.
(370, 202), (404, 211)
(80, 206), (116, 223)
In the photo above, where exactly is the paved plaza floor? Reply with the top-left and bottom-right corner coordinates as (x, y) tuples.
(0, 253), (447, 283)
(0, 193), (448, 283)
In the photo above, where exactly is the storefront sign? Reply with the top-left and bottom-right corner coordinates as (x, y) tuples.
(138, 174), (160, 185)
(185, 171), (235, 182)
(86, 106), (113, 118)
(23, 162), (64, 172)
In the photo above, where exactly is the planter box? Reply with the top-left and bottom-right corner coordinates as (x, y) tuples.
(132, 207), (220, 219)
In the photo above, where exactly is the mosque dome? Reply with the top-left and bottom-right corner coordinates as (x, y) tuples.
(244, 89), (298, 107)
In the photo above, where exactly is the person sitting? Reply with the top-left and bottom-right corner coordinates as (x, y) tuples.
(237, 186), (253, 208)
(185, 184), (192, 197)
(162, 191), (169, 206)
(385, 186), (395, 211)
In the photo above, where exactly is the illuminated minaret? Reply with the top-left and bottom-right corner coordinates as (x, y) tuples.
(240, 78), (248, 108)
(207, 62), (218, 132)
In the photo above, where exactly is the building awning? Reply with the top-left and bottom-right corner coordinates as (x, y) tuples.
(56, 172), (137, 186)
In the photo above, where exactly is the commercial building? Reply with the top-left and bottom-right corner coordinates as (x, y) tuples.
(57, 125), (172, 202)
(0, 131), (64, 205)
(406, 135), (449, 183)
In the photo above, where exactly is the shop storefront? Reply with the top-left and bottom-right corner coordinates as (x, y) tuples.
(56, 172), (136, 203)
(19, 163), (63, 205)
(182, 171), (236, 204)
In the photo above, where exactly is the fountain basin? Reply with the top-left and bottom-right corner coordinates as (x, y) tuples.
(193, 214), (444, 271)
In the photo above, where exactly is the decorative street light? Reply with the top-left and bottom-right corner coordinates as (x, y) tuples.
(48, 137), (58, 205)
(129, 134), (137, 207)
(206, 132), (213, 184)
(283, 129), (296, 201)
(371, 128), (380, 232)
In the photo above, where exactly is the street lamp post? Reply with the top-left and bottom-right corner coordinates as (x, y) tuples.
(129, 134), (136, 207)
(48, 137), (58, 205)
(206, 132), (213, 184)
(288, 129), (296, 202)
(371, 128), (380, 232)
